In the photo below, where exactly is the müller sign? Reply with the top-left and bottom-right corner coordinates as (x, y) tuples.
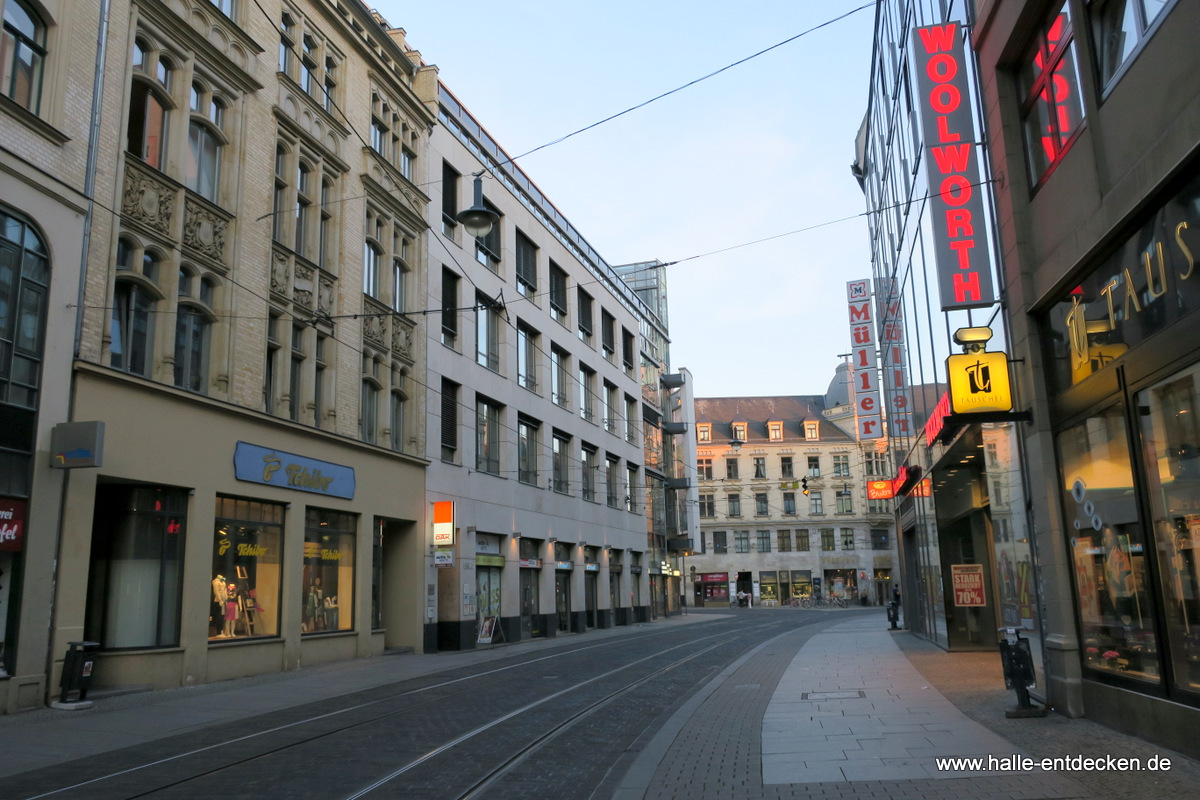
(913, 22), (996, 311)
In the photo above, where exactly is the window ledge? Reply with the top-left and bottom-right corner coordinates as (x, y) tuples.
(0, 94), (70, 145)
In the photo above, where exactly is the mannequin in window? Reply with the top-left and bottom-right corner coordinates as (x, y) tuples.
(224, 583), (239, 637)
(212, 574), (228, 636)
(306, 577), (324, 631)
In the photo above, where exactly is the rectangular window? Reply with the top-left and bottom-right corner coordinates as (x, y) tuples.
(1020, 4), (1085, 186)
(86, 485), (188, 648)
(581, 443), (598, 501)
(753, 457), (767, 479)
(757, 531), (771, 553)
(551, 345), (570, 408)
(549, 261), (567, 322)
(810, 492), (824, 515)
(841, 528), (855, 550)
(441, 161), (459, 236)
(476, 292), (500, 372)
(805, 421), (819, 440)
(474, 200), (501, 268)
(517, 322), (538, 391)
(625, 395), (638, 443)
(475, 396), (502, 475)
(577, 289), (593, 343)
(871, 529), (890, 550)
(783, 492), (796, 515)
(768, 422), (783, 440)
(601, 309), (615, 361)
(518, 416), (539, 485)
(579, 365), (596, 421)
(289, 324), (305, 422)
(211, 496), (284, 639)
(821, 528), (835, 551)
(727, 493), (741, 517)
(734, 531), (750, 554)
(697, 458), (713, 480)
(713, 531), (727, 555)
(777, 530), (792, 552)
(732, 423), (747, 443)
(606, 456), (621, 508)
(441, 268), (459, 348)
(780, 456), (794, 478)
(755, 493), (769, 516)
(515, 230), (538, 295)
(313, 334), (327, 428)
(603, 381), (618, 432)
(302, 508), (355, 633)
(697, 424), (711, 443)
(837, 491), (853, 514)
(797, 529), (810, 551)
(553, 431), (570, 494)
(626, 465), (638, 512)
(440, 378), (459, 462)
(807, 456), (821, 476)
(726, 458), (739, 480)
(622, 328), (635, 375)
(833, 454), (850, 477)
(360, 355), (378, 444)
(699, 494), (715, 517)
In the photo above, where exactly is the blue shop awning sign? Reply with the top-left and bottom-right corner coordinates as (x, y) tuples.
(234, 442), (355, 499)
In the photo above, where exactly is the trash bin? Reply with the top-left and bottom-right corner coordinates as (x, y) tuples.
(59, 641), (100, 704)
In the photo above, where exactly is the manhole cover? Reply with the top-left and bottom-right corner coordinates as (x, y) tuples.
(802, 690), (865, 700)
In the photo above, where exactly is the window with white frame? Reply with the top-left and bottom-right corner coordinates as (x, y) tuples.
(810, 491), (824, 515)
(606, 456), (621, 508)
(699, 494), (715, 517)
(768, 421), (783, 440)
(625, 395), (638, 443)
(833, 454), (850, 477)
(697, 458), (713, 480)
(625, 465), (638, 512)
(732, 422), (747, 442)
(697, 423), (711, 442)
(783, 492), (796, 515)
(807, 456), (821, 476)
(755, 493), (769, 516)
(603, 380), (618, 432)
(187, 81), (225, 202)
(734, 531), (750, 553)
(757, 531), (771, 553)
(753, 457), (766, 479)
(837, 491), (853, 514)
(804, 421), (819, 440)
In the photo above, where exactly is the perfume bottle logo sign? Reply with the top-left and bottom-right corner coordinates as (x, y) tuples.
(966, 360), (991, 394)
(947, 351), (1011, 414)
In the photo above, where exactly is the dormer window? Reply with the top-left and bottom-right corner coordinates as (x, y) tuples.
(805, 421), (819, 440)
(768, 421), (783, 441)
(732, 422), (747, 442)
(697, 423), (711, 442)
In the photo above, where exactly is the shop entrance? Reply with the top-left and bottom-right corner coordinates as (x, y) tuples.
(476, 565), (501, 635)
(555, 571), (571, 632)
(520, 568), (541, 639)
(585, 572), (598, 628)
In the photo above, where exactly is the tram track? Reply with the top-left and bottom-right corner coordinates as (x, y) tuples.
(20, 615), (806, 800)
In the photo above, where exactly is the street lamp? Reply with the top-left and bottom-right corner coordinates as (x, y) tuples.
(456, 172), (500, 238)
(729, 439), (742, 453)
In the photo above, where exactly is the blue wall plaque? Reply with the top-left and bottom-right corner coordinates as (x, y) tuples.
(233, 442), (355, 499)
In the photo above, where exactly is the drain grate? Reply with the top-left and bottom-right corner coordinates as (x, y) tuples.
(801, 690), (866, 700)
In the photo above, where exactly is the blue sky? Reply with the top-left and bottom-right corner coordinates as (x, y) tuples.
(374, 1), (878, 398)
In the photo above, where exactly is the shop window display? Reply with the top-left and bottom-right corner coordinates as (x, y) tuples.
(1058, 405), (1159, 682)
(1138, 362), (1200, 691)
(303, 508), (355, 633)
(211, 497), (283, 640)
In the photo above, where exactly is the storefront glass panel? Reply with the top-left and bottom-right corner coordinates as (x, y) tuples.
(1138, 362), (1200, 691)
(759, 571), (778, 603)
(1058, 405), (1160, 682)
(303, 508), (355, 633)
(212, 497), (283, 639)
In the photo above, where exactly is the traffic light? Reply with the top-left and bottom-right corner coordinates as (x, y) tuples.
(801, 477), (809, 495)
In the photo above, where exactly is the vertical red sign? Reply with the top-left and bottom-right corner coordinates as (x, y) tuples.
(912, 22), (996, 311)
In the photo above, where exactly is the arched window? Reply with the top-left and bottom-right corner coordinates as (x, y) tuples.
(295, 160), (312, 257)
(174, 267), (214, 392)
(1, 0), (46, 113)
(390, 366), (407, 452)
(363, 239), (381, 299)
(111, 239), (161, 377)
(272, 144), (288, 243)
(0, 208), (49, 410)
(186, 81), (225, 202)
(127, 38), (173, 170)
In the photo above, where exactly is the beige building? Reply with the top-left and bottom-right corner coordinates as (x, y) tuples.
(689, 391), (896, 608)
(0, 0), (451, 711)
